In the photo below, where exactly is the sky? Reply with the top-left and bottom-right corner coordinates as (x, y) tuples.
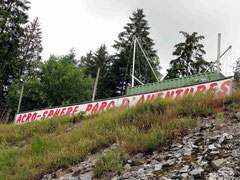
(28, 0), (240, 77)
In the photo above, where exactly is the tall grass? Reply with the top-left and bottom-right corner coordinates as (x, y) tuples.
(0, 91), (238, 180)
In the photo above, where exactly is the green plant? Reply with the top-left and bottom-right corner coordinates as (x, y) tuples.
(94, 149), (127, 177)
(216, 112), (224, 126)
(30, 135), (49, 155)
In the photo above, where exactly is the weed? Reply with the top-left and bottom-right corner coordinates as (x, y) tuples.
(30, 135), (49, 155)
(216, 112), (224, 126)
(94, 149), (127, 177)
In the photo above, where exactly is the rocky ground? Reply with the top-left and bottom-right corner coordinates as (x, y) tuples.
(42, 111), (240, 180)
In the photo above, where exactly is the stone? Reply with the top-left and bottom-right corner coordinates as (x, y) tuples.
(180, 165), (189, 173)
(219, 136), (225, 144)
(190, 168), (203, 178)
(124, 163), (131, 171)
(211, 158), (227, 168)
(231, 150), (238, 157)
(69, 176), (80, 180)
(154, 163), (163, 171)
(127, 159), (133, 164)
(235, 112), (240, 119)
(137, 168), (144, 174)
(200, 161), (208, 167)
(190, 162), (198, 169)
(181, 173), (189, 178)
(183, 148), (192, 156)
(208, 173), (217, 180)
(210, 150), (219, 155)
(122, 172), (131, 179)
(208, 144), (216, 150)
(151, 159), (160, 166)
(71, 168), (83, 177)
(79, 171), (93, 180)
(112, 176), (119, 180)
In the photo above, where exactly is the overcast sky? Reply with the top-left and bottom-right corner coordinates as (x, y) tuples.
(28, 0), (240, 77)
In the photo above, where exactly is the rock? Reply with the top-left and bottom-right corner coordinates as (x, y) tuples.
(210, 150), (219, 155)
(122, 172), (131, 179)
(190, 168), (203, 178)
(150, 159), (160, 166)
(71, 168), (83, 177)
(218, 167), (235, 179)
(137, 168), (144, 174)
(214, 143), (221, 148)
(211, 158), (227, 168)
(208, 144), (216, 150)
(180, 165), (189, 173)
(235, 112), (240, 119)
(234, 169), (240, 177)
(79, 171), (93, 180)
(127, 159), (132, 164)
(181, 173), (189, 178)
(219, 136), (225, 144)
(190, 162), (198, 169)
(112, 176), (119, 180)
(154, 163), (163, 171)
(231, 150), (238, 157)
(200, 161), (208, 167)
(183, 148), (192, 156)
(124, 163), (131, 171)
(208, 172), (217, 180)
(69, 176), (80, 180)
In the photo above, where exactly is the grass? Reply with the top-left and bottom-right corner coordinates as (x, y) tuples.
(94, 149), (127, 177)
(0, 90), (239, 179)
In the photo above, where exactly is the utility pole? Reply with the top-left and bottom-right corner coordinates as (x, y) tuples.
(17, 85), (24, 113)
(217, 33), (221, 78)
(132, 38), (137, 87)
(92, 67), (101, 101)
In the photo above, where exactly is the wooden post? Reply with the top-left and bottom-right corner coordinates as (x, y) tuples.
(17, 85), (24, 113)
(92, 67), (100, 101)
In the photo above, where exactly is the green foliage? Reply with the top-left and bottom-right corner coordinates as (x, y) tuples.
(80, 44), (115, 99)
(112, 8), (161, 95)
(0, 149), (17, 178)
(40, 55), (94, 107)
(19, 17), (43, 78)
(0, 87), (234, 179)
(30, 135), (48, 155)
(166, 31), (211, 79)
(176, 93), (216, 117)
(7, 53), (94, 113)
(0, 0), (30, 103)
(216, 112), (224, 126)
(94, 149), (127, 177)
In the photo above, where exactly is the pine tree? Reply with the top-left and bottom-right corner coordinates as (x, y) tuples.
(19, 17), (43, 78)
(0, 0), (30, 103)
(112, 9), (161, 95)
(80, 45), (115, 99)
(165, 31), (210, 79)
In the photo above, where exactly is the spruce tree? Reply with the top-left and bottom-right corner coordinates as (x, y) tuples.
(0, 0), (30, 103)
(165, 31), (210, 79)
(80, 45), (115, 99)
(112, 9), (161, 95)
(19, 17), (43, 78)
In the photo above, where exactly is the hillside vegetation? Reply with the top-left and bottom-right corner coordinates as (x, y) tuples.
(1, 90), (240, 180)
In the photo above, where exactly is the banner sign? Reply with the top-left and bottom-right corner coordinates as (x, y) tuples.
(14, 78), (232, 124)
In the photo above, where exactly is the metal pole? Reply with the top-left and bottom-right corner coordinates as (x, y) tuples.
(132, 38), (137, 87)
(92, 67), (100, 101)
(217, 33), (221, 78)
(17, 85), (24, 113)
(135, 36), (159, 82)
(204, 45), (232, 73)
